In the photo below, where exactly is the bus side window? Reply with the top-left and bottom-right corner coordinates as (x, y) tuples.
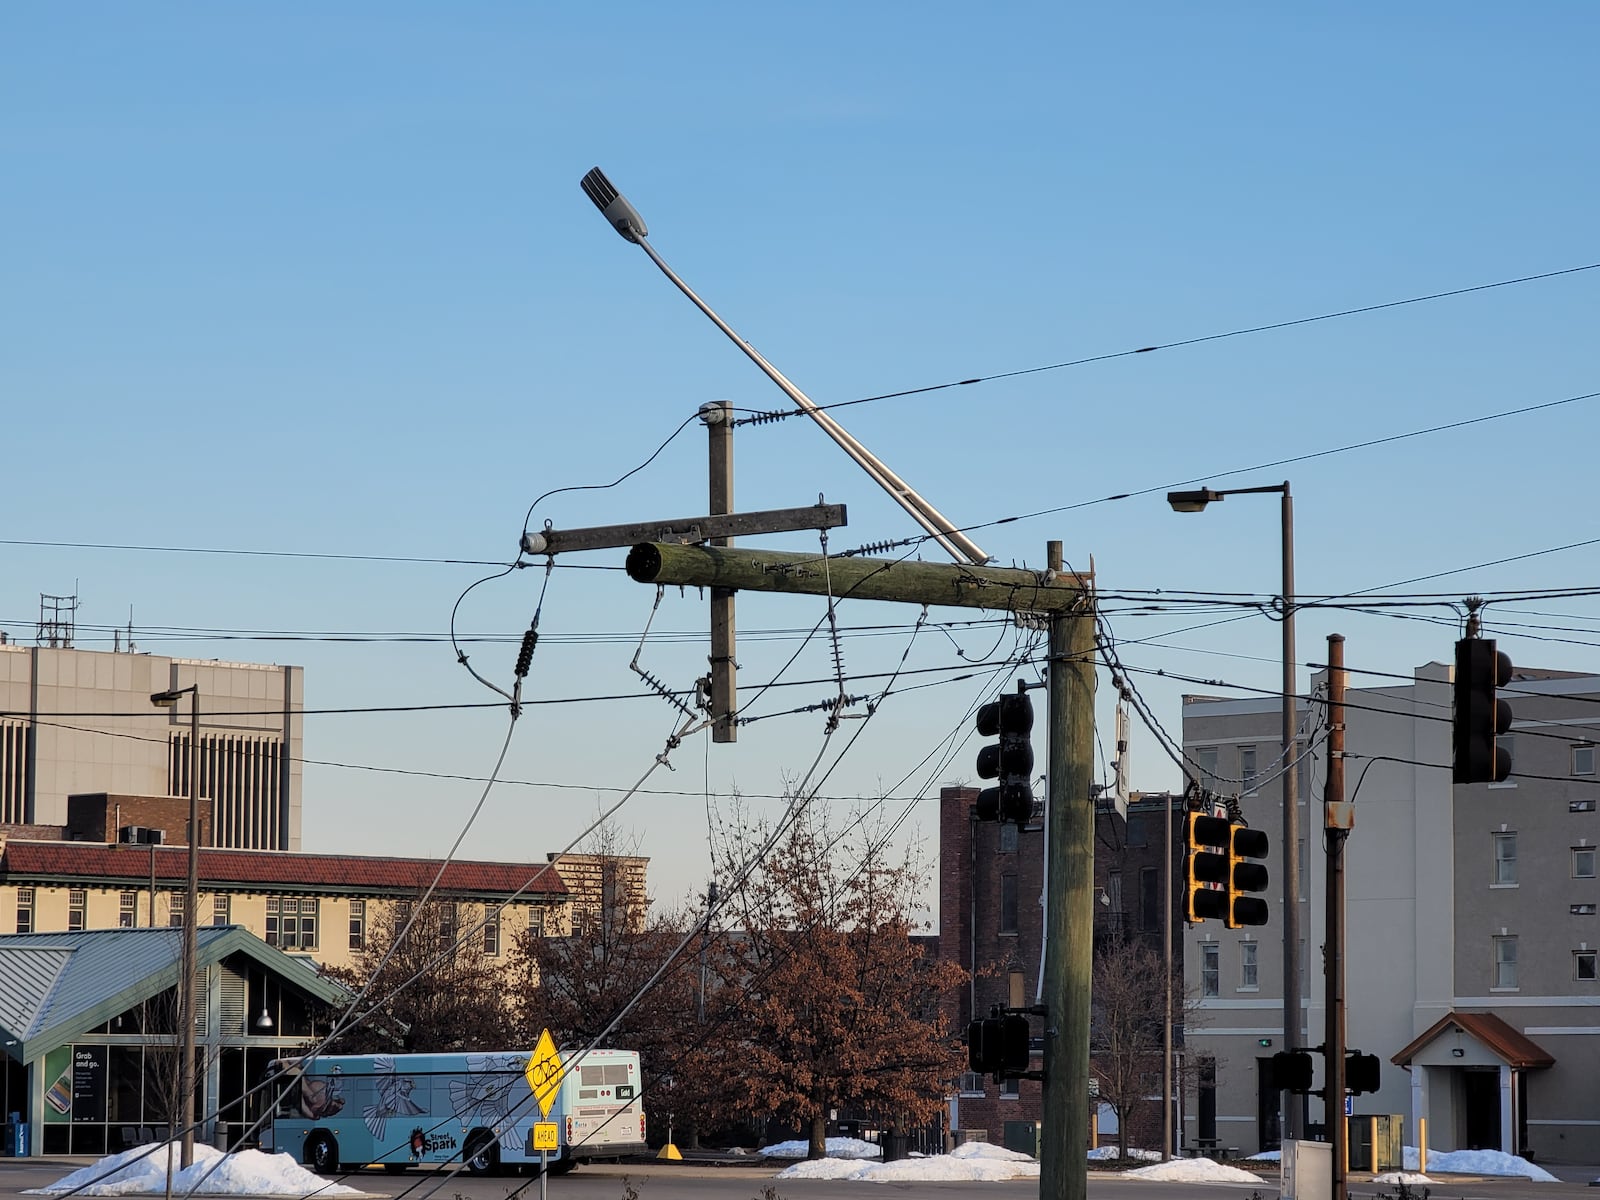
(276, 1078), (301, 1117)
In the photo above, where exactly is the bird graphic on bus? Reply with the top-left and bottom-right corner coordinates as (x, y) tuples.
(448, 1054), (526, 1151)
(363, 1056), (425, 1139)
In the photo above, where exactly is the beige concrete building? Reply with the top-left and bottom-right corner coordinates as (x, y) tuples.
(1181, 661), (1600, 1163)
(0, 644), (302, 850)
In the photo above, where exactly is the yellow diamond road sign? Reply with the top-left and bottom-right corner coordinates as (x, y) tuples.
(525, 1028), (565, 1120)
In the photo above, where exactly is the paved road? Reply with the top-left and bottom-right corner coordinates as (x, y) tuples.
(8, 1155), (1600, 1200)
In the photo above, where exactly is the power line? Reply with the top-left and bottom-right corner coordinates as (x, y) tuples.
(735, 261), (1600, 423)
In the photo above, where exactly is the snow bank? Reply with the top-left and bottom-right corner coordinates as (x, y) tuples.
(775, 1141), (1039, 1183)
(760, 1136), (882, 1160)
(1087, 1146), (1161, 1161)
(32, 1144), (365, 1197)
(1404, 1145), (1558, 1181)
(1375, 1172), (1435, 1185)
(1124, 1156), (1267, 1184)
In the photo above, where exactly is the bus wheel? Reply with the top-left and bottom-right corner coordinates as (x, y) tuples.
(305, 1131), (340, 1175)
(465, 1130), (499, 1177)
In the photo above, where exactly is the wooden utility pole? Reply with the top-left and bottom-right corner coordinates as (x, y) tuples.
(1041, 541), (1097, 1200)
(1324, 634), (1349, 1200)
(628, 539), (1096, 1200)
(705, 401), (737, 742)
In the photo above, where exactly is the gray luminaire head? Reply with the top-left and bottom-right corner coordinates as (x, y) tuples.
(580, 167), (648, 243)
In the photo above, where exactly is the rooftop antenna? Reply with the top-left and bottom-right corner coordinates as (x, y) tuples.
(579, 167), (989, 566)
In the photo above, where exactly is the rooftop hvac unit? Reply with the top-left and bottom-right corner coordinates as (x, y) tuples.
(119, 826), (146, 844)
(140, 828), (165, 845)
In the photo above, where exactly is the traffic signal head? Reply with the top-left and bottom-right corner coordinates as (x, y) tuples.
(967, 1013), (1031, 1076)
(967, 1019), (994, 1074)
(1272, 1049), (1314, 1094)
(1183, 814), (1232, 924)
(1226, 824), (1270, 928)
(999, 1014), (1031, 1074)
(1346, 1051), (1380, 1095)
(1454, 637), (1513, 784)
(976, 692), (1035, 825)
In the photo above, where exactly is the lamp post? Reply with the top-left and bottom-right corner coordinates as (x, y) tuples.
(151, 683), (201, 1166)
(1167, 481), (1301, 1144)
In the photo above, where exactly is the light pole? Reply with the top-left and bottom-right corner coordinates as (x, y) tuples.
(151, 683), (201, 1166)
(1167, 481), (1300, 1144)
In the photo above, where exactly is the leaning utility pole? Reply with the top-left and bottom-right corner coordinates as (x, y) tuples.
(629, 540), (1096, 1200)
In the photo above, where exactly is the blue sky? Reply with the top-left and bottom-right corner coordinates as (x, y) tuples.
(4, 4), (1597, 913)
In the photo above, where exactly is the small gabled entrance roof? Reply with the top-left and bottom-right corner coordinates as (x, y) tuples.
(1392, 1011), (1556, 1070)
(0, 926), (348, 1063)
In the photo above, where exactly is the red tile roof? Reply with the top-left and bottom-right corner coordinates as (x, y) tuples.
(1, 840), (568, 899)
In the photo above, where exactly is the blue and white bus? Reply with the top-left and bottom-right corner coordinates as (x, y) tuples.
(261, 1049), (646, 1175)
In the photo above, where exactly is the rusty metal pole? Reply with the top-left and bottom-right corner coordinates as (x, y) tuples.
(705, 401), (736, 742)
(1324, 634), (1349, 1200)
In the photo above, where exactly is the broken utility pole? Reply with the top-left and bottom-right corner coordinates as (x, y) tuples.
(627, 538), (1097, 1200)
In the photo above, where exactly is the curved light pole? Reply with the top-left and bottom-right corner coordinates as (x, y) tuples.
(1168, 482), (1300, 1144)
(151, 683), (201, 1166)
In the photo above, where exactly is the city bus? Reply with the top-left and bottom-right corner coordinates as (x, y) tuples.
(261, 1048), (646, 1175)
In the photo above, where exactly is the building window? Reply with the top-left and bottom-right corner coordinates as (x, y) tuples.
(266, 896), (318, 949)
(1195, 746), (1218, 781)
(1139, 867), (1160, 932)
(1000, 874), (1018, 935)
(213, 894), (230, 925)
(1201, 943), (1219, 997)
(349, 899), (366, 952)
(1577, 951), (1597, 982)
(119, 891), (137, 928)
(1240, 941), (1258, 990)
(999, 1076), (1020, 1099)
(1493, 935), (1518, 990)
(69, 888), (87, 932)
(1575, 847), (1597, 880)
(168, 892), (185, 929)
(438, 902), (458, 950)
(1576, 745), (1596, 777)
(16, 887), (33, 934)
(1240, 745), (1258, 793)
(528, 906), (546, 938)
(999, 822), (1019, 853)
(483, 909), (501, 957)
(958, 1071), (986, 1096)
(1493, 833), (1518, 886)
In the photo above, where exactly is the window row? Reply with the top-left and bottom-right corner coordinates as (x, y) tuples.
(1491, 833), (1597, 886)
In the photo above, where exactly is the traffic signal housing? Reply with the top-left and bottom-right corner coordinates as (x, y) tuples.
(1184, 815), (1270, 928)
(1183, 814), (1232, 924)
(1346, 1051), (1381, 1096)
(975, 689), (1034, 825)
(1272, 1049), (1315, 1095)
(1454, 637), (1514, 784)
(966, 1012), (1031, 1076)
(1226, 823), (1271, 928)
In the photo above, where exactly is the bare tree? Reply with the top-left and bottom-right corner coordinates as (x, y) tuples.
(1089, 934), (1198, 1159)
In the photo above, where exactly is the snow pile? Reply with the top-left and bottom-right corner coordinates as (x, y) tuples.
(1246, 1149), (1281, 1162)
(1087, 1146), (1161, 1162)
(776, 1141), (1039, 1183)
(761, 1136), (882, 1160)
(1404, 1146), (1558, 1181)
(1375, 1172), (1435, 1186)
(1124, 1156), (1267, 1184)
(32, 1144), (365, 1197)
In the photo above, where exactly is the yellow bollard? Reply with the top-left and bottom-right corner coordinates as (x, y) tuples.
(1418, 1117), (1427, 1174)
(657, 1142), (683, 1160)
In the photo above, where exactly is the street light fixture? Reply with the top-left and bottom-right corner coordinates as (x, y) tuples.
(1167, 481), (1302, 1145)
(151, 683), (201, 1166)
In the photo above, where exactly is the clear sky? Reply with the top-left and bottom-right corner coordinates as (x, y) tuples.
(4, 4), (1597, 915)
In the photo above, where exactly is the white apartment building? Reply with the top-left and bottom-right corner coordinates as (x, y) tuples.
(1182, 660), (1600, 1163)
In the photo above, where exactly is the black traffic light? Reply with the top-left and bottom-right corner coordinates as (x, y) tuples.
(1226, 823), (1271, 928)
(1183, 814), (1232, 924)
(1454, 637), (1514, 784)
(1346, 1051), (1380, 1095)
(1272, 1049), (1314, 1094)
(967, 1012), (1031, 1076)
(975, 688), (1034, 825)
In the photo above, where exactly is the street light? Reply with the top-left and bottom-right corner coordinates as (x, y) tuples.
(151, 683), (201, 1167)
(1167, 481), (1302, 1144)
